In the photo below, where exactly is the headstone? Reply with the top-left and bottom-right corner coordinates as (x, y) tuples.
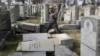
(10, 5), (20, 23)
(84, 5), (95, 16)
(8, 52), (46, 56)
(23, 33), (50, 41)
(0, 11), (11, 31)
(55, 45), (73, 56)
(64, 10), (71, 24)
(40, 4), (49, 23)
(0, 2), (7, 12)
(71, 5), (79, 24)
(21, 39), (54, 51)
(81, 16), (100, 56)
(95, 6), (100, 16)
(19, 5), (25, 18)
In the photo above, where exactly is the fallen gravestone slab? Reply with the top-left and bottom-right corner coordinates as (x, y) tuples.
(20, 39), (54, 51)
(23, 33), (50, 41)
(18, 22), (40, 32)
(55, 45), (73, 56)
(8, 52), (46, 56)
(51, 33), (73, 48)
(59, 24), (77, 30)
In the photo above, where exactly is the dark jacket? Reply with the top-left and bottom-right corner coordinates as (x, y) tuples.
(49, 11), (57, 23)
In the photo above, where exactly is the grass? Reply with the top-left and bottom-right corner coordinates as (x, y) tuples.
(0, 34), (22, 56)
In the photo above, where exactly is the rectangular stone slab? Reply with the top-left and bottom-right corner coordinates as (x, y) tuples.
(23, 33), (50, 41)
(81, 16), (100, 50)
(81, 44), (100, 56)
(8, 52), (46, 56)
(51, 33), (73, 48)
(55, 45), (73, 56)
(59, 24), (77, 30)
(21, 39), (54, 51)
(18, 22), (40, 31)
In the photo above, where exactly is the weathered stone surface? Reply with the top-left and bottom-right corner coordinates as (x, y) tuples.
(81, 16), (100, 50)
(52, 33), (73, 48)
(59, 24), (77, 30)
(71, 5), (79, 24)
(10, 5), (20, 23)
(64, 10), (71, 24)
(23, 33), (50, 41)
(55, 45), (73, 56)
(8, 52), (46, 56)
(21, 39), (54, 51)
(18, 22), (40, 32)
(40, 4), (49, 23)
(8, 52), (22, 56)
(81, 44), (100, 56)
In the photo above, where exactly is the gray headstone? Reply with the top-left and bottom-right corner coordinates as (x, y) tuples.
(23, 33), (50, 41)
(84, 5), (95, 16)
(71, 5), (79, 24)
(40, 4), (49, 23)
(95, 6), (100, 16)
(55, 45), (73, 56)
(81, 16), (100, 51)
(10, 5), (20, 23)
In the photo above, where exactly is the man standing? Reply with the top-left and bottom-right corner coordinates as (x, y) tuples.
(47, 5), (62, 33)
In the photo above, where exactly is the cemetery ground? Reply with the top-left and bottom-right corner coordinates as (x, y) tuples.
(0, 15), (80, 56)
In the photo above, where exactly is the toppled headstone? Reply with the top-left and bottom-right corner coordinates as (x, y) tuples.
(18, 22), (40, 32)
(19, 39), (55, 51)
(55, 45), (73, 56)
(52, 33), (73, 48)
(23, 33), (50, 41)
(8, 52), (46, 56)
(59, 24), (77, 30)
